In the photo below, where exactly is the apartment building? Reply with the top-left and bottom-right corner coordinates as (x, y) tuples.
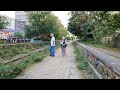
(15, 11), (28, 31)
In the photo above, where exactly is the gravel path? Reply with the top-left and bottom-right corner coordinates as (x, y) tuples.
(15, 42), (83, 79)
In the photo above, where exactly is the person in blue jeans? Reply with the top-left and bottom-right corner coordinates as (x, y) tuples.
(50, 33), (55, 57)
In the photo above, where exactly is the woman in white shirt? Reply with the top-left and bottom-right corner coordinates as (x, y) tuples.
(60, 36), (67, 57)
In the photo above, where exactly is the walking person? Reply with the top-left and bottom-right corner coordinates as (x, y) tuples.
(60, 36), (67, 57)
(50, 33), (55, 57)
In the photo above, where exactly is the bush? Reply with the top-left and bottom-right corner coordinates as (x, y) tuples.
(77, 61), (88, 70)
(0, 47), (22, 59)
(40, 35), (50, 41)
(0, 41), (3, 44)
(101, 37), (112, 46)
(14, 32), (23, 38)
(101, 34), (120, 48)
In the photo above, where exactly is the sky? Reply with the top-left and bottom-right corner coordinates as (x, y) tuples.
(0, 11), (70, 28)
(52, 11), (70, 27)
(0, 11), (15, 19)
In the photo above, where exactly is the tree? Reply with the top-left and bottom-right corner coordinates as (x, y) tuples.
(24, 11), (69, 40)
(68, 11), (92, 40)
(0, 16), (9, 29)
(14, 32), (23, 38)
(68, 11), (120, 42)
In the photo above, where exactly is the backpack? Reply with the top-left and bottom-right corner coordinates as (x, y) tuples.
(63, 39), (65, 44)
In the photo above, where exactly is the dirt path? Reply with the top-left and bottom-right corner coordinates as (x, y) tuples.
(15, 42), (83, 79)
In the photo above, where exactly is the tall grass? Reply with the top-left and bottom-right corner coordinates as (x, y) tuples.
(0, 47), (49, 79)
(73, 42), (99, 79)
(73, 43), (89, 71)
(0, 44), (60, 79)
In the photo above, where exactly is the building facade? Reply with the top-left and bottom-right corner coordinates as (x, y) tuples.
(15, 11), (28, 31)
(8, 18), (15, 29)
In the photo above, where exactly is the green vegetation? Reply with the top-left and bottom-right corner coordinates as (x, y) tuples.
(24, 11), (69, 40)
(68, 11), (120, 48)
(73, 42), (99, 79)
(82, 41), (120, 52)
(73, 42), (89, 70)
(0, 41), (3, 46)
(0, 43), (59, 79)
(83, 41), (107, 48)
(0, 15), (9, 29)
(0, 47), (49, 79)
(0, 43), (47, 60)
(14, 32), (23, 38)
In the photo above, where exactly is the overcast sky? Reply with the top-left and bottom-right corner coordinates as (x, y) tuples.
(52, 11), (70, 27)
(0, 11), (15, 19)
(0, 11), (70, 28)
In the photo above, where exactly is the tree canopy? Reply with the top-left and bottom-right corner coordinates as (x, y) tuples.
(68, 11), (120, 43)
(24, 11), (69, 40)
(0, 15), (9, 29)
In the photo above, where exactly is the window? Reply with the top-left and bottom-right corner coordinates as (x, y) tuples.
(17, 15), (20, 18)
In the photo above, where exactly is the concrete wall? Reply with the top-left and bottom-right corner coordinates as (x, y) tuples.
(76, 42), (120, 79)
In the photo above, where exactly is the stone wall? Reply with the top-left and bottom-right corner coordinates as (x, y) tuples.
(76, 42), (120, 79)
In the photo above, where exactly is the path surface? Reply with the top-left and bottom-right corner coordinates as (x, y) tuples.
(15, 42), (83, 79)
(91, 47), (120, 59)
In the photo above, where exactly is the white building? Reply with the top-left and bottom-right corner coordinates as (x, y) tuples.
(8, 18), (15, 29)
(15, 11), (28, 30)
